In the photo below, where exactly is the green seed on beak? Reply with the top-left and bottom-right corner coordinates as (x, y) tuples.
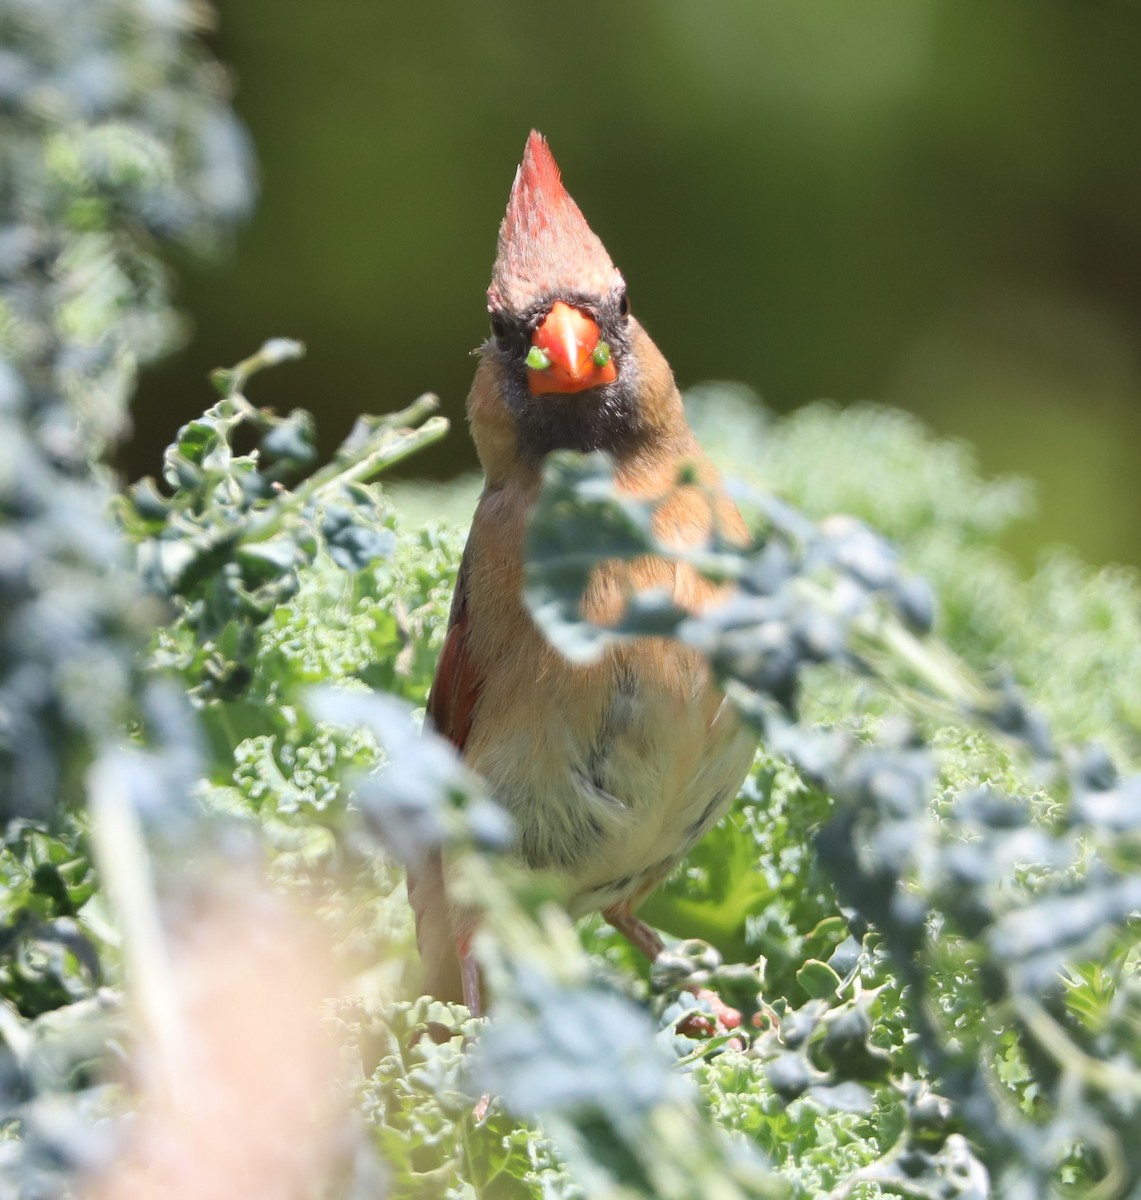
(526, 345), (551, 371)
(592, 341), (611, 368)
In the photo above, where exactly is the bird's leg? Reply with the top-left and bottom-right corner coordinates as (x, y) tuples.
(603, 904), (744, 1040)
(602, 904), (665, 961)
(457, 927), (483, 1018)
(455, 926), (494, 1121)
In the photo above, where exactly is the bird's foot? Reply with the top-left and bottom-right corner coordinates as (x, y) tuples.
(672, 986), (779, 1048)
(651, 938), (773, 1047)
(602, 913), (772, 1046)
(674, 986), (745, 1044)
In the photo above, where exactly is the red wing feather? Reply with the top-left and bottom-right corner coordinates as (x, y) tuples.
(426, 546), (483, 753)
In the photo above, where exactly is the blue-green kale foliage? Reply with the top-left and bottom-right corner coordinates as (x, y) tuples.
(0, 0), (252, 1191)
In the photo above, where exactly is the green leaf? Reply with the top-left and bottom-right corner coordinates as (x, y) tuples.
(795, 959), (842, 1000)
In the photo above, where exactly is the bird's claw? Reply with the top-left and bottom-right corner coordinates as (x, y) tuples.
(675, 986), (745, 1044)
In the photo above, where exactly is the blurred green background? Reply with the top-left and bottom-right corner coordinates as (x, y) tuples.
(133, 0), (1141, 568)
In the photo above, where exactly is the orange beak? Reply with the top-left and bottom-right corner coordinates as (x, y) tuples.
(527, 300), (618, 395)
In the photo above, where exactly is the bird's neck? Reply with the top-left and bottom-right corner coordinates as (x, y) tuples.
(511, 388), (652, 465)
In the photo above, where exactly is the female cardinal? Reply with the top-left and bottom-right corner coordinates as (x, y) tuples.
(413, 131), (757, 1011)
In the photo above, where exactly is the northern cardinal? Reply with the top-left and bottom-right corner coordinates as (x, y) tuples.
(413, 131), (757, 1012)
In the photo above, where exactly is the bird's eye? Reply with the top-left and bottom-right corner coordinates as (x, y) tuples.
(617, 290), (630, 319)
(489, 311), (509, 340)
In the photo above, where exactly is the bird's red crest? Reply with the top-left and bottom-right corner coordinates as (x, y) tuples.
(502, 131), (569, 241)
(488, 131), (623, 312)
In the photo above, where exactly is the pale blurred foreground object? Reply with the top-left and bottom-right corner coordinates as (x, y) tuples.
(86, 883), (343, 1200)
